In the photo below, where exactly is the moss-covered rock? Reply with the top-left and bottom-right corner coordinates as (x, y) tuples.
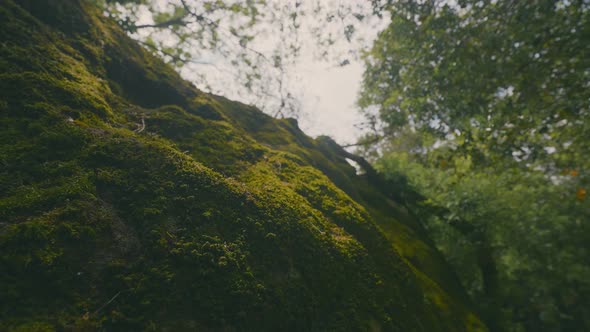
(0, 0), (487, 331)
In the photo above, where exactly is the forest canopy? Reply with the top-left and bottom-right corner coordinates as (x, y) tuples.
(358, 1), (590, 331)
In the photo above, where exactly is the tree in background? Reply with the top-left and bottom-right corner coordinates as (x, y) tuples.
(358, 0), (590, 331)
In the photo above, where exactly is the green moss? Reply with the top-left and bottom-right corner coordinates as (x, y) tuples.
(0, 0), (487, 330)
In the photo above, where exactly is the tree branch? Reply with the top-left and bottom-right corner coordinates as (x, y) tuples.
(135, 15), (188, 30)
(341, 135), (383, 148)
(137, 40), (219, 68)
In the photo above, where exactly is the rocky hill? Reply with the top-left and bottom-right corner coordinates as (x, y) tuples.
(0, 1), (486, 331)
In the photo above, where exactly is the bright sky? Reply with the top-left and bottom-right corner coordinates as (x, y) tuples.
(295, 60), (366, 145)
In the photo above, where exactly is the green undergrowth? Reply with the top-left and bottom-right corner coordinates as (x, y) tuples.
(0, 0), (486, 331)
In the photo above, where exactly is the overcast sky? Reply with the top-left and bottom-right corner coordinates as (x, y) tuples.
(180, 51), (370, 145)
(294, 59), (366, 145)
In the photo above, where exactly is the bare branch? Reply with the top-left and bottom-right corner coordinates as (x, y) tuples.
(135, 15), (188, 30)
(137, 40), (218, 68)
(341, 135), (383, 148)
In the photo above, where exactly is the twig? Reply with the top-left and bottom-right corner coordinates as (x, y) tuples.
(341, 135), (383, 148)
(91, 290), (125, 317)
(137, 40), (219, 68)
(135, 15), (188, 30)
(135, 117), (145, 133)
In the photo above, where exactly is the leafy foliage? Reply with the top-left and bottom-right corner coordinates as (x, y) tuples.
(360, 0), (590, 172)
(359, 1), (590, 331)
(376, 152), (590, 331)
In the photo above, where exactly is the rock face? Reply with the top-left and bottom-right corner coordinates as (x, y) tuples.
(0, 1), (486, 331)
